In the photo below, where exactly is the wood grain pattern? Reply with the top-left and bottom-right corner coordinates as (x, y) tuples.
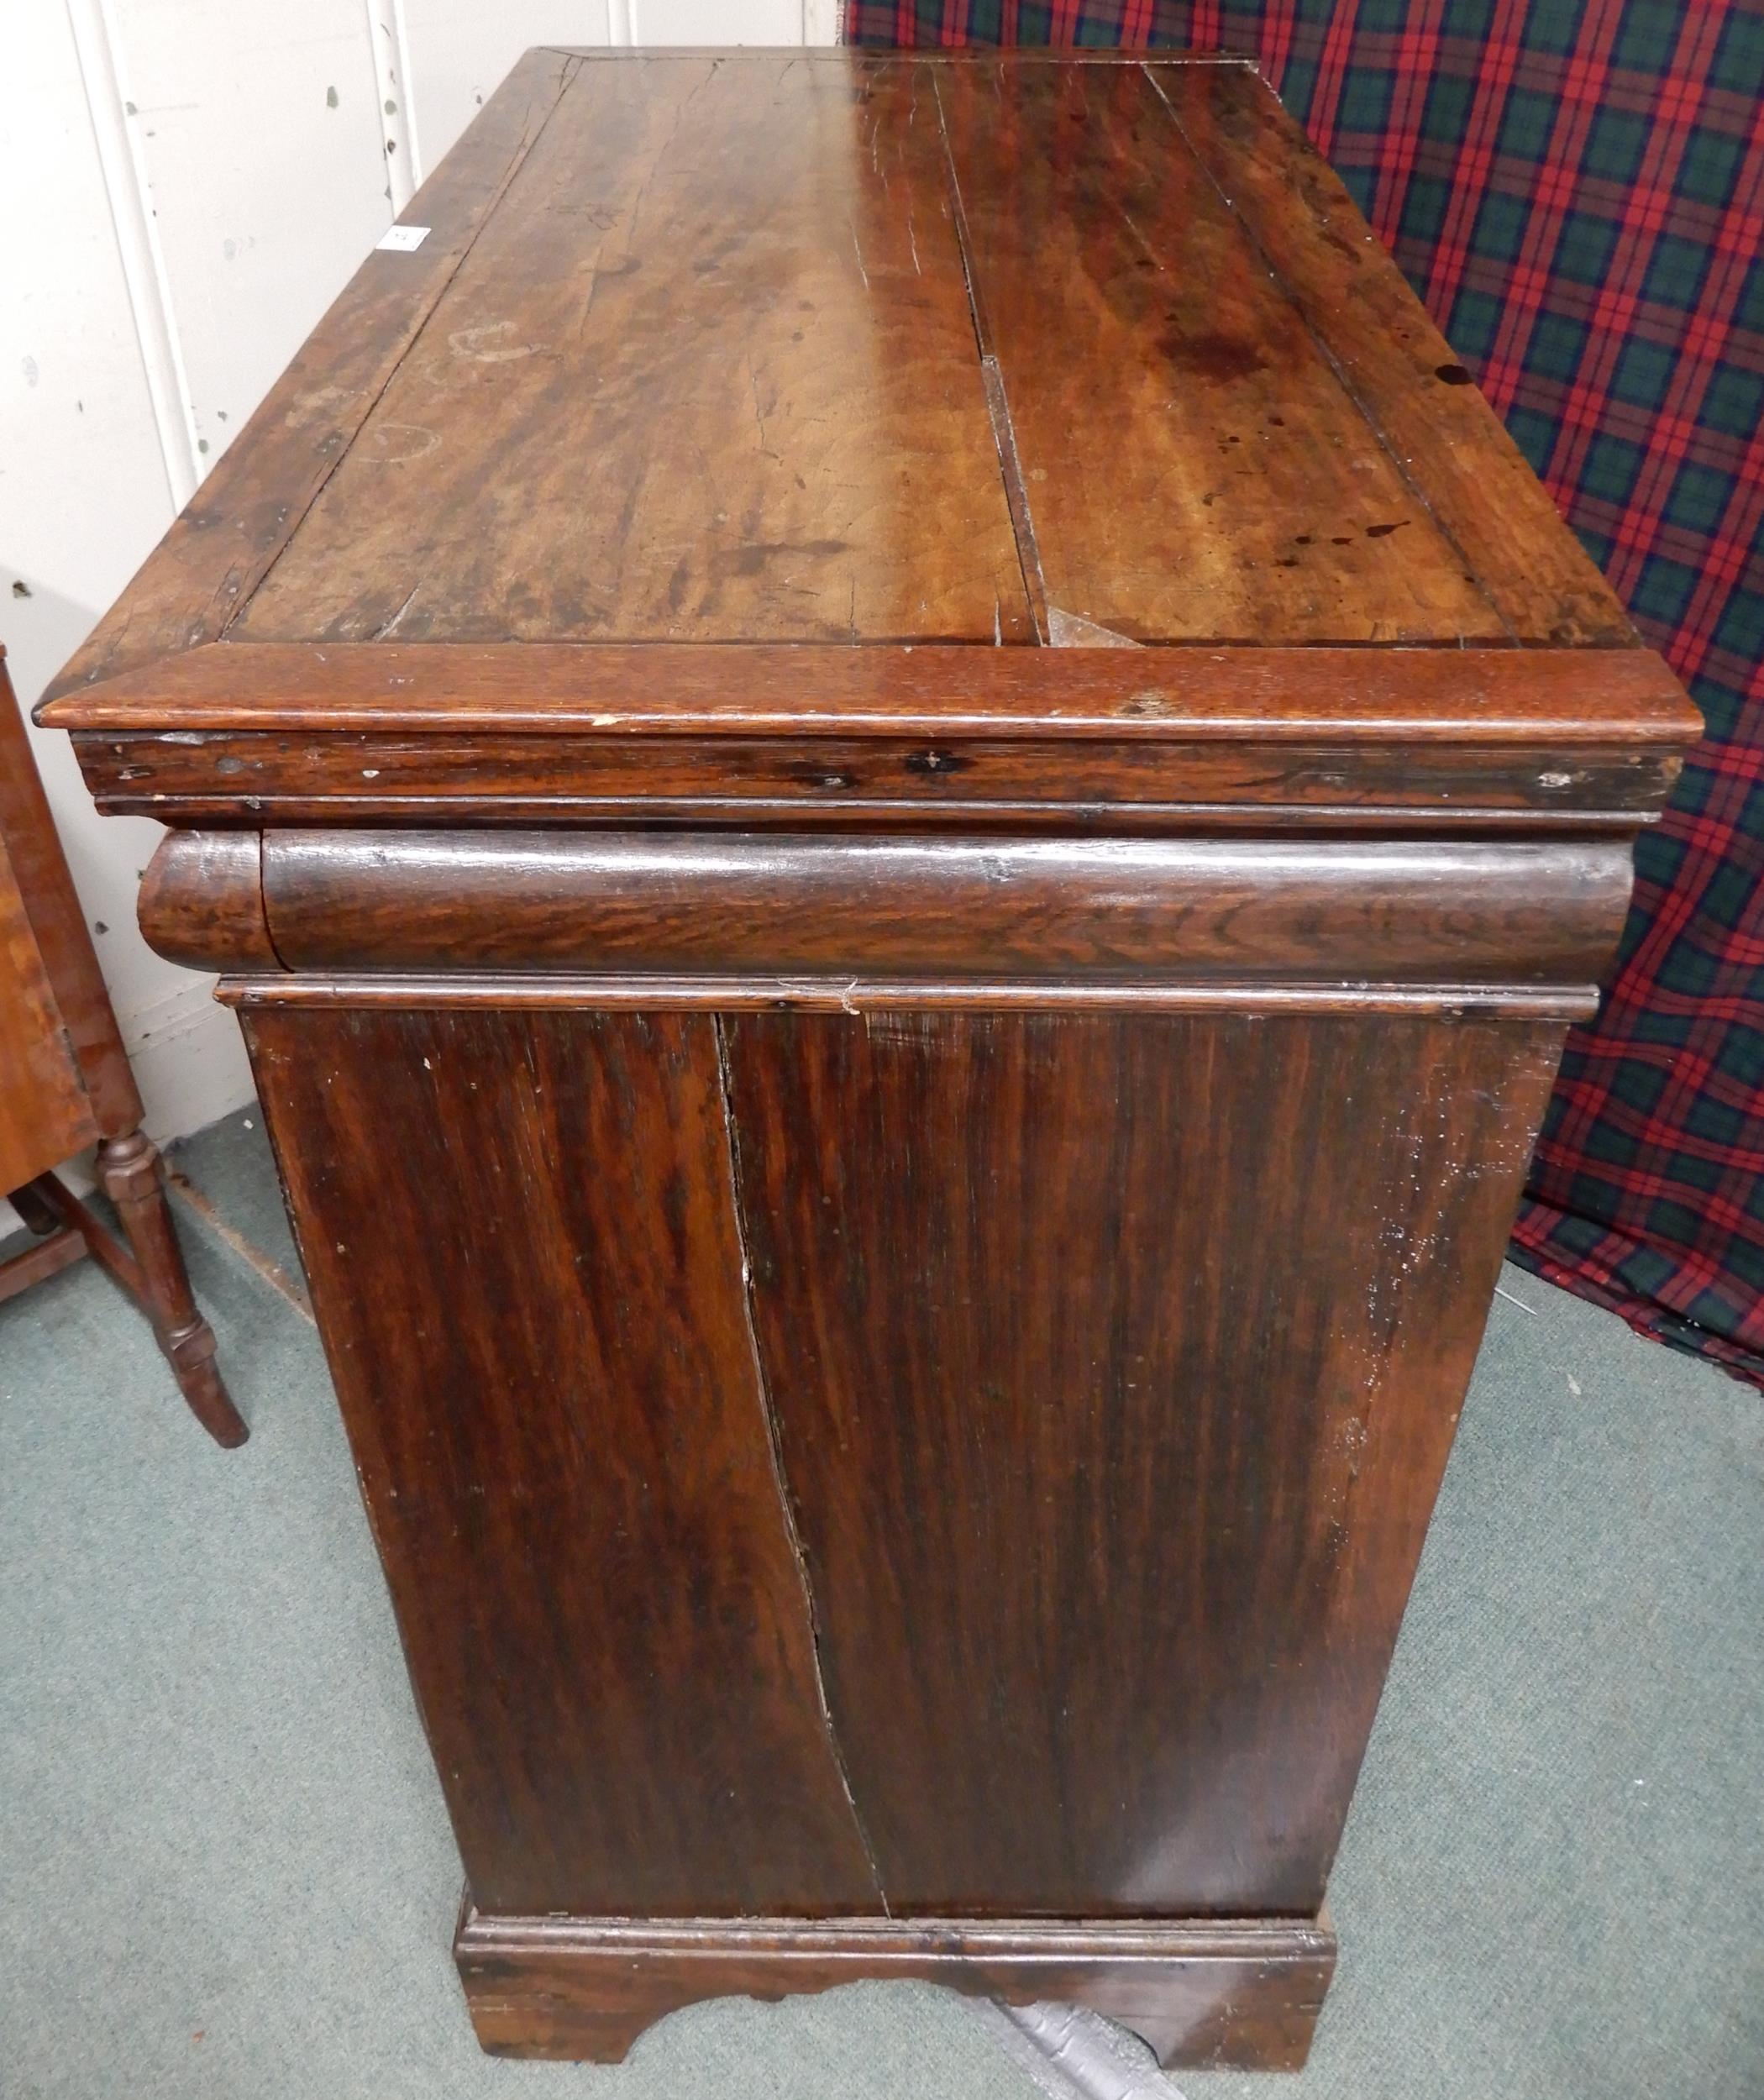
(935, 60), (1506, 645)
(720, 1009), (1564, 1914)
(41, 51), (1693, 742)
(244, 1003), (881, 1918)
(223, 976), (1600, 1020)
(71, 727), (1684, 832)
(0, 827), (97, 1195)
(49, 638), (1698, 836)
(455, 1906), (1336, 2070)
(234, 56), (1029, 648)
(137, 831), (278, 971)
(1150, 63), (1635, 648)
(1, 664), (139, 1137)
(44, 638), (1697, 740)
(232, 830), (1634, 984)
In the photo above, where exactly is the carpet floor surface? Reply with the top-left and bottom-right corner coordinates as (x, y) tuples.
(1, 1108), (1758, 2099)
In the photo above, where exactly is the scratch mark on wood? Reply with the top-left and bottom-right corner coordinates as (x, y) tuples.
(748, 357), (773, 458)
(372, 582), (422, 638)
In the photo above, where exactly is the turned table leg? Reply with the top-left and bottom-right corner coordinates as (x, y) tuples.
(96, 1130), (248, 1448)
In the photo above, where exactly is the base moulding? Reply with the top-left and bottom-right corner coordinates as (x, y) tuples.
(454, 1899), (1337, 2071)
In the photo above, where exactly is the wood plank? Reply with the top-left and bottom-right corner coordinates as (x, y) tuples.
(935, 60), (1509, 646)
(720, 1009), (1564, 1914)
(71, 727), (1688, 831)
(43, 48), (583, 707)
(1, 663), (139, 1134)
(1151, 64), (1635, 647)
(244, 1003), (882, 1919)
(39, 639), (1698, 741)
(227, 978), (1599, 1020)
(0, 827), (99, 1195)
(234, 55), (1030, 647)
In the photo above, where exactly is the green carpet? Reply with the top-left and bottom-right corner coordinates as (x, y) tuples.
(1, 1108), (1758, 2098)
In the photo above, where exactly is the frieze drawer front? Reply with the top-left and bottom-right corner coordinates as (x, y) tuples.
(40, 46), (1699, 2070)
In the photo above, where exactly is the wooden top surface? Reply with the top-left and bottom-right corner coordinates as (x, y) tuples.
(44, 49), (1693, 765)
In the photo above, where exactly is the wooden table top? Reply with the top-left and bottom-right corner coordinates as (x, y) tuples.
(41, 50), (1698, 811)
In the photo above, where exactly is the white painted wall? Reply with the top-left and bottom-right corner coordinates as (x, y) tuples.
(1, 0), (839, 1158)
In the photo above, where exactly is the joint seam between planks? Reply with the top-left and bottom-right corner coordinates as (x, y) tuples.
(253, 831), (295, 974)
(711, 1016), (892, 1913)
(932, 66), (1049, 646)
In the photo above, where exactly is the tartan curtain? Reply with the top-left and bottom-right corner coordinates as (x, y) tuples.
(846, 1), (1764, 1391)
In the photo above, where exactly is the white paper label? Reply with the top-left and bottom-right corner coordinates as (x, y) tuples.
(376, 223), (430, 253)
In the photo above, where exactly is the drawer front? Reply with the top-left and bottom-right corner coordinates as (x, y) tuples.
(144, 827), (1634, 1005)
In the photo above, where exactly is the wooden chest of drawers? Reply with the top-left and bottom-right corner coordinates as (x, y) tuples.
(43, 48), (1698, 2069)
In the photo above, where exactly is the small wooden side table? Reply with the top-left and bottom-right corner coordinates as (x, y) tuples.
(1, 653), (243, 1446)
(41, 50), (1697, 2067)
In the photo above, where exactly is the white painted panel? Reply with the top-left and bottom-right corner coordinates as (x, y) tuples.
(0, 3), (253, 1143)
(403, 2), (611, 172)
(631, 0), (806, 43)
(65, 0), (200, 508)
(362, 0), (424, 206)
(109, 0), (394, 470)
(801, 0), (842, 43)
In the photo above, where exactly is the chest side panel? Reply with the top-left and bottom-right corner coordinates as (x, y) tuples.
(720, 1007), (1564, 1914)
